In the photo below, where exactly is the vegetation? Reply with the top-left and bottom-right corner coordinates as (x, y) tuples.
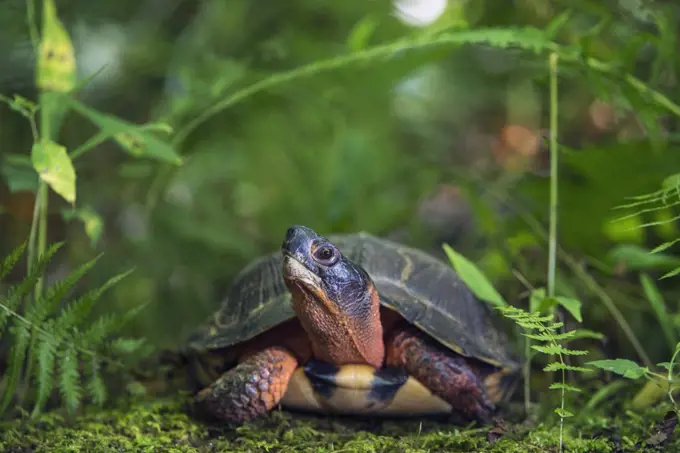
(2, 0), (680, 451)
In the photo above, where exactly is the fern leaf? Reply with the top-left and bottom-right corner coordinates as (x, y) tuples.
(80, 302), (146, 348)
(58, 344), (82, 413)
(25, 254), (103, 326)
(30, 331), (57, 416)
(0, 323), (32, 414)
(543, 362), (592, 373)
(86, 357), (107, 406)
(0, 241), (27, 281)
(549, 383), (583, 393)
(110, 337), (147, 355)
(0, 242), (63, 332)
(51, 269), (133, 336)
(523, 331), (577, 342)
(537, 343), (590, 356)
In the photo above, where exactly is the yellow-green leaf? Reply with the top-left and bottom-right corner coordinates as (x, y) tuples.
(348, 15), (378, 52)
(31, 140), (76, 204)
(37, 0), (76, 93)
(442, 244), (507, 307)
(62, 207), (103, 246)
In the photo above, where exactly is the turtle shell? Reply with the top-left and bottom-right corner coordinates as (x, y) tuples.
(186, 232), (519, 372)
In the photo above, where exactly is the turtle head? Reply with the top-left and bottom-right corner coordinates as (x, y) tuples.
(281, 225), (384, 368)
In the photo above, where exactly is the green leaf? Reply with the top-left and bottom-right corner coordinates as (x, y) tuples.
(549, 382), (583, 393)
(535, 296), (583, 322)
(0, 242), (63, 333)
(37, 0), (76, 93)
(567, 329), (606, 342)
(554, 297), (583, 323)
(657, 362), (672, 371)
(543, 362), (592, 373)
(58, 344), (81, 413)
(529, 287), (546, 313)
(442, 244), (507, 307)
(31, 140), (76, 204)
(0, 163), (40, 193)
(31, 332), (57, 416)
(651, 239), (680, 254)
(348, 15), (378, 52)
(587, 359), (649, 379)
(87, 358), (107, 406)
(554, 408), (574, 418)
(68, 98), (182, 165)
(607, 244), (680, 271)
(0, 324), (32, 414)
(25, 254), (103, 326)
(532, 344), (564, 355)
(110, 337), (147, 355)
(0, 241), (27, 281)
(640, 273), (676, 350)
(52, 269), (133, 334)
(544, 9), (572, 39)
(523, 330), (577, 342)
(661, 267), (680, 280)
(61, 207), (103, 246)
(533, 344), (588, 356)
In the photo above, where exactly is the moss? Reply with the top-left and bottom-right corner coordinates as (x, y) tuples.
(0, 396), (677, 452)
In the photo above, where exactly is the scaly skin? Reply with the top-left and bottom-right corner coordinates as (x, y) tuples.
(385, 322), (496, 424)
(192, 346), (298, 423)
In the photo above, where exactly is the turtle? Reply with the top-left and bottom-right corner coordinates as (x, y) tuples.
(182, 225), (521, 424)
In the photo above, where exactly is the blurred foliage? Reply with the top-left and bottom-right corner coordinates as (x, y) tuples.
(1, 0), (680, 397)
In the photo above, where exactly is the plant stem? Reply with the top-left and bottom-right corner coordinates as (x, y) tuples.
(26, 184), (43, 283)
(35, 184), (48, 299)
(548, 52), (559, 300)
(548, 51), (563, 453)
(524, 337), (531, 414)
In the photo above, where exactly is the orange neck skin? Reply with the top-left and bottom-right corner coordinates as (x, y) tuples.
(287, 280), (384, 369)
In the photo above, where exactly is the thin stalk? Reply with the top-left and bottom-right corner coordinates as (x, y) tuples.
(548, 52), (564, 453)
(524, 337), (531, 413)
(548, 52), (559, 300)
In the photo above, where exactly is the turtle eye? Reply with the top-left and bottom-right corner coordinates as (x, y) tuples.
(312, 244), (338, 266)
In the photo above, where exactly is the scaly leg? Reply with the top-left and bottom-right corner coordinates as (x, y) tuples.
(192, 346), (298, 423)
(385, 323), (496, 424)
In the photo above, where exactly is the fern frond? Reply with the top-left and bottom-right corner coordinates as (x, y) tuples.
(31, 330), (57, 415)
(0, 323), (32, 413)
(51, 269), (133, 337)
(25, 254), (103, 326)
(58, 344), (82, 414)
(79, 301), (146, 348)
(523, 331), (577, 342)
(0, 241), (27, 281)
(86, 357), (106, 406)
(549, 383), (583, 393)
(0, 242), (63, 332)
(532, 344), (588, 356)
(544, 362), (592, 373)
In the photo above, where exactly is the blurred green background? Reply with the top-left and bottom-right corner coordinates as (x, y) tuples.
(2, 0), (680, 368)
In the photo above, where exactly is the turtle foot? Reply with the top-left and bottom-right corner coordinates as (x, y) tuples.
(192, 346), (298, 423)
(385, 323), (496, 425)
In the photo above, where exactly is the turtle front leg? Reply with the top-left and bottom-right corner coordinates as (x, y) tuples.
(385, 323), (495, 424)
(192, 346), (298, 423)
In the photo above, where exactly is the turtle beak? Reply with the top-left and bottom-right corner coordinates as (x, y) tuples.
(282, 254), (322, 288)
(281, 225), (317, 265)
(281, 225), (324, 286)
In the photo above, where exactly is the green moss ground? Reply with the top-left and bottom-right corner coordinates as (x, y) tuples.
(0, 396), (677, 453)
